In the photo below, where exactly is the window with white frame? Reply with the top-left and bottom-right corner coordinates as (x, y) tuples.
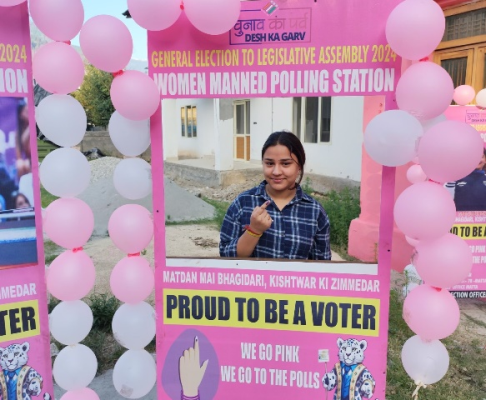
(292, 97), (331, 143)
(181, 106), (197, 137)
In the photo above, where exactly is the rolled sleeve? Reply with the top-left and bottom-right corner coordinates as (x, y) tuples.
(219, 200), (243, 258)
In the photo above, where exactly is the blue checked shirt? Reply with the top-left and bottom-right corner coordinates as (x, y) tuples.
(220, 181), (331, 260)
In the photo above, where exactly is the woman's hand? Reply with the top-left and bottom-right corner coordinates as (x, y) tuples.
(249, 200), (273, 234)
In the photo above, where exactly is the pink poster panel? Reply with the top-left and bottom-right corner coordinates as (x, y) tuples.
(159, 260), (386, 400)
(148, 0), (402, 399)
(0, 4), (53, 400)
(445, 106), (486, 299)
(148, 0), (402, 98)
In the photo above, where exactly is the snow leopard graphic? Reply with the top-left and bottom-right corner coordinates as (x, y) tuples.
(0, 342), (51, 400)
(322, 338), (375, 400)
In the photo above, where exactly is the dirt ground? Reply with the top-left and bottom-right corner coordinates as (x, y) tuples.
(81, 222), (347, 304)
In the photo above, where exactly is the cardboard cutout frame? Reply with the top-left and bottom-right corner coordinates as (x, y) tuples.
(149, 1), (402, 399)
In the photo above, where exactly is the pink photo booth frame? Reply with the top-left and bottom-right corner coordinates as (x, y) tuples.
(148, 1), (403, 399)
(0, 4), (54, 400)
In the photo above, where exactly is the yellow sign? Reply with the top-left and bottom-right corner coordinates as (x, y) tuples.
(452, 224), (486, 239)
(163, 289), (380, 337)
(0, 300), (40, 342)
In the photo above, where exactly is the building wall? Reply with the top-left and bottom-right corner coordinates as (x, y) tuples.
(163, 96), (365, 183)
(163, 98), (215, 159)
(248, 97), (364, 182)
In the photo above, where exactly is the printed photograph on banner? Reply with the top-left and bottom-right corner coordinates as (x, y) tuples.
(0, 96), (37, 268)
(445, 106), (486, 299)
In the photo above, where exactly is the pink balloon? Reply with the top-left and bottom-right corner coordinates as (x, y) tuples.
(47, 250), (95, 301)
(394, 182), (456, 241)
(385, 0), (445, 61)
(128, 0), (181, 31)
(396, 62), (454, 121)
(61, 388), (100, 400)
(43, 198), (94, 249)
(415, 234), (472, 289)
(108, 205), (154, 254)
(79, 15), (133, 72)
(405, 236), (419, 247)
(406, 164), (427, 184)
(110, 256), (154, 304)
(29, 0), (84, 41)
(403, 284), (460, 340)
(453, 85), (475, 106)
(110, 71), (160, 121)
(418, 120), (483, 182)
(33, 42), (84, 94)
(0, 0), (24, 6)
(184, 0), (241, 35)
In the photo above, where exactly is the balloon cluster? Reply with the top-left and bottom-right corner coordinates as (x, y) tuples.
(76, 6), (158, 400)
(107, 174), (156, 398)
(364, 0), (484, 395)
(24, 1), (100, 399)
(10, 0), (162, 397)
(127, 0), (241, 35)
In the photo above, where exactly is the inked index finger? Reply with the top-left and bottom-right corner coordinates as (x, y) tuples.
(260, 200), (271, 210)
(194, 336), (200, 360)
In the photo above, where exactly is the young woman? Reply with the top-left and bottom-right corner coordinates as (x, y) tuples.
(219, 131), (331, 260)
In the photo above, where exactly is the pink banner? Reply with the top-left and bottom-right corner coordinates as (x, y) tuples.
(445, 106), (486, 299)
(149, 0), (403, 398)
(158, 260), (387, 400)
(0, 4), (53, 400)
(148, 0), (402, 98)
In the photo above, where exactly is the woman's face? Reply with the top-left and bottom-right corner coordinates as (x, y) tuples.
(262, 144), (301, 194)
(15, 195), (29, 209)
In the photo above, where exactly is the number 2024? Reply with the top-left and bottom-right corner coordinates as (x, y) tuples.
(0, 44), (27, 63)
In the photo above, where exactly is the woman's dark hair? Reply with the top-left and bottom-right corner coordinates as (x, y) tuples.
(261, 131), (306, 186)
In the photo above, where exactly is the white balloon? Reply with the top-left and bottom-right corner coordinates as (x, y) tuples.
(420, 114), (447, 134)
(113, 350), (156, 399)
(112, 302), (156, 350)
(113, 158), (152, 200)
(401, 335), (449, 385)
(477, 88), (486, 109)
(109, 112), (150, 157)
(50, 301), (93, 345)
(36, 95), (87, 147)
(53, 344), (98, 391)
(364, 110), (423, 167)
(40, 148), (90, 197)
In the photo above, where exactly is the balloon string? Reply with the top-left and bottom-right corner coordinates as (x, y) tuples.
(112, 70), (124, 78)
(128, 252), (141, 257)
(419, 57), (429, 62)
(72, 247), (83, 253)
(412, 381), (427, 399)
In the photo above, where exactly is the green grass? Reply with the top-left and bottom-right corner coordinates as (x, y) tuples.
(88, 293), (121, 332)
(40, 186), (58, 208)
(318, 187), (361, 250)
(386, 290), (486, 399)
(44, 240), (63, 264)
